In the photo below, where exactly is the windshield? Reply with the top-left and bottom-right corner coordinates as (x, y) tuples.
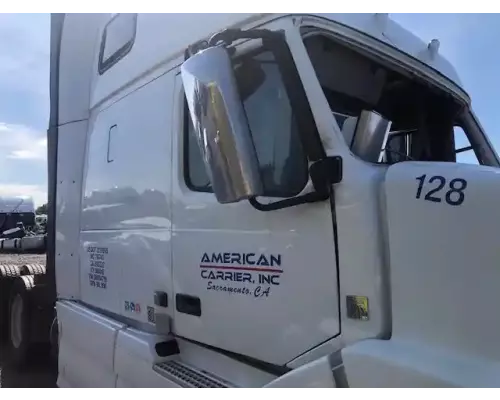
(382, 110), (500, 166)
(302, 31), (500, 167)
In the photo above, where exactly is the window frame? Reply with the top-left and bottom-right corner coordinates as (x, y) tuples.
(98, 13), (138, 75)
(454, 123), (480, 165)
(182, 46), (311, 198)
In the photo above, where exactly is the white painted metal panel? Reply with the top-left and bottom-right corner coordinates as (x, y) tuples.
(385, 161), (500, 361)
(56, 300), (125, 388)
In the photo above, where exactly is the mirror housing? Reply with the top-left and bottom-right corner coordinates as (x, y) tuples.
(350, 110), (392, 163)
(181, 46), (263, 204)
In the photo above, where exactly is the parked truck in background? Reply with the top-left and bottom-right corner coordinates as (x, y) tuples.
(0, 194), (49, 365)
(2, 12), (500, 387)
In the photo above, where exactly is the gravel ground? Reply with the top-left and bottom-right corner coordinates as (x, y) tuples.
(0, 253), (58, 388)
(0, 343), (58, 388)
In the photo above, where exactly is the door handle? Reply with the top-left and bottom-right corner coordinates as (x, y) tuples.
(107, 124), (117, 163)
(176, 294), (201, 317)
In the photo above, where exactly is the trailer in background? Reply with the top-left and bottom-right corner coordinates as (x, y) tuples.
(0, 214), (55, 368)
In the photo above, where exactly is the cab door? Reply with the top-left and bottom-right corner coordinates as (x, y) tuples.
(170, 48), (340, 366)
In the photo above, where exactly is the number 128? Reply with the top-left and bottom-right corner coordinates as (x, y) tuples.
(415, 174), (467, 206)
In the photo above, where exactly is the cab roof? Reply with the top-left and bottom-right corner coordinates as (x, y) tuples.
(312, 13), (463, 90)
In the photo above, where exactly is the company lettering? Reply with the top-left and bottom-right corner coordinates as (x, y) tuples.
(201, 252), (281, 267)
(200, 251), (283, 299)
(207, 282), (271, 298)
(87, 246), (109, 290)
(201, 269), (253, 283)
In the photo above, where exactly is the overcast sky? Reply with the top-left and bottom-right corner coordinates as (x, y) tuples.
(0, 13), (498, 207)
(0, 13), (48, 207)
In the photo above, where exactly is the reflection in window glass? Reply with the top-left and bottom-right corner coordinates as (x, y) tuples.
(186, 50), (308, 198)
(187, 120), (211, 190)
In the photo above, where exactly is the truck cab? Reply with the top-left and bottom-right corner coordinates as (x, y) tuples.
(50, 13), (500, 387)
(0, 196), (36, 232)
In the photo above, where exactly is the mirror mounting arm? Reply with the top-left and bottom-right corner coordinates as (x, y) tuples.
(186, 28), (284, 60)
(208, 28), (284, 47)
(248, 156), (343, 212)
(249, 191), (329, 212)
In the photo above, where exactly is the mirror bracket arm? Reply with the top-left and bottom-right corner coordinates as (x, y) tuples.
(249, 191), (329, 212)
(248, 156), (343, 212)
(309, 156), (343, 192)
(208, 28), (284, 47)
(185, 28), (284, 60)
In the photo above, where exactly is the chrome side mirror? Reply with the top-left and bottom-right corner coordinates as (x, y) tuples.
(351, 110), (392, 163)
(181, 46), (263, 204)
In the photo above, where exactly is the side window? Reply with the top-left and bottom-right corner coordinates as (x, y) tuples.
(454, 126), (479, 165)
(98, 13), (137, 75)
(184, 50), (309, 198)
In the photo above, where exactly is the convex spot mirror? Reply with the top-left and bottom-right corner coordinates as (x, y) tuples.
(350, 110), (392, 163)
(181, 46), (263, 204)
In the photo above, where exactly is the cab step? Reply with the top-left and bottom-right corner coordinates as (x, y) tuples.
(153, 360), (233, 388)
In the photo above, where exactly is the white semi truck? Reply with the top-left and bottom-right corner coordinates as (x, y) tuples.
(5, 12), (500, 387)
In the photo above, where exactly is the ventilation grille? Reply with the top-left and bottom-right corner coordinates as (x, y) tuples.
(154, 360), (232, 388)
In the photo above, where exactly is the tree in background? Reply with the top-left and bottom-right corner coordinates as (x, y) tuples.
(36, 203), (48, 215)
